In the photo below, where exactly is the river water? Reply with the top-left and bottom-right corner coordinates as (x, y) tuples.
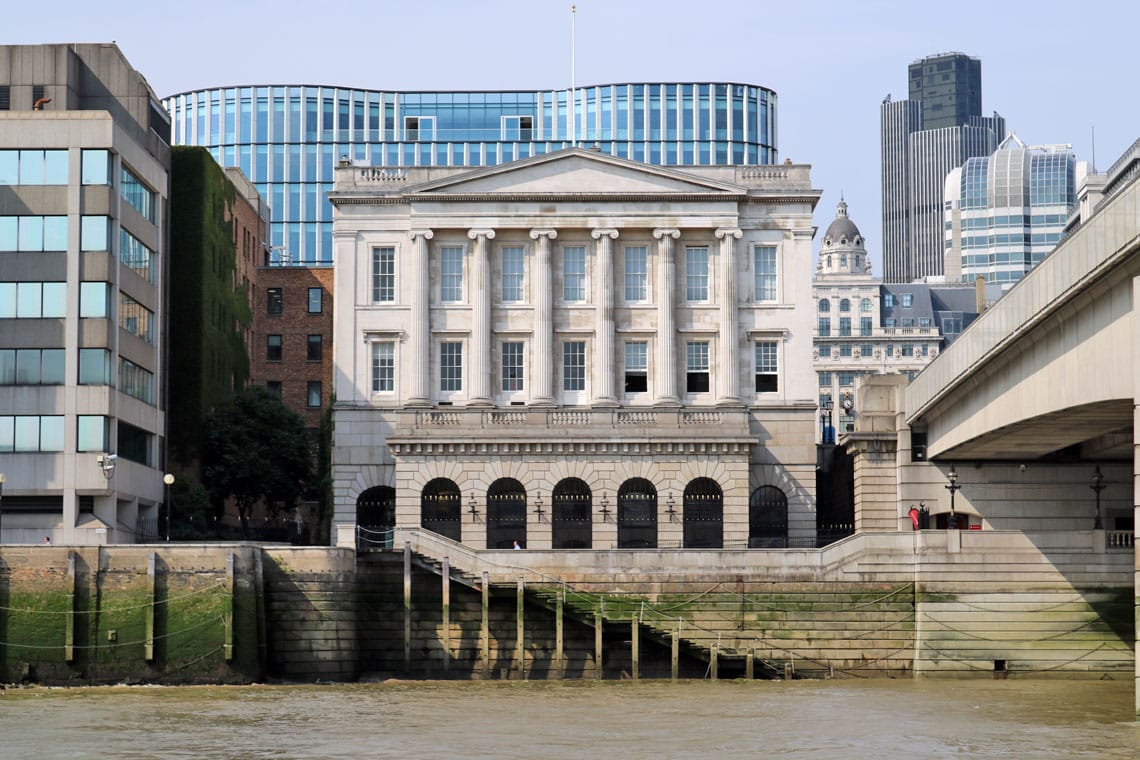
(2, 678), (1137, 759)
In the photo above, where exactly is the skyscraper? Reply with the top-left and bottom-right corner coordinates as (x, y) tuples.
(881, 52), (1004, 283)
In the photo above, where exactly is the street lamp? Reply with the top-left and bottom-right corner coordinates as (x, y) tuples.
(533, 492), (546, 522)
(1090, 466), (1105, 530)
(820, 399), (834, 444)
(163, 473), (175, 541)
(945, 466), (961, 529)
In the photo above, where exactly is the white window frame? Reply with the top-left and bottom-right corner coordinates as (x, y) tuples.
(500, 340), (525, 396)
(501, 246), (525, 303)
(754, 340), (779, 394)
(624, 246), (648, 303)
(440, 245), (464, 303)
(753, 245), (777, 302)
(438, 340), (464, 399)
(561, 339), (587, 403)
(372, 247), (396, 303)
(685, 246), (709, 302)
(685, 340), (710, 395)
(562, 246), (587, 302)
(371, 341), (396, 395)
(623, 340), (649, 397)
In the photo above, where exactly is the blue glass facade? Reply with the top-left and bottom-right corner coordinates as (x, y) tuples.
(163, 83), (778, 264)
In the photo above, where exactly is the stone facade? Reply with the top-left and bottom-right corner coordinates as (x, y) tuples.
(330, 149), (820, 550)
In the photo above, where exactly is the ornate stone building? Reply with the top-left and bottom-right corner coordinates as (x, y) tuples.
(330, 148), (820, 550)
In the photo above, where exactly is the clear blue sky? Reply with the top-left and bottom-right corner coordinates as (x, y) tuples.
(8, 0), (1137, 274)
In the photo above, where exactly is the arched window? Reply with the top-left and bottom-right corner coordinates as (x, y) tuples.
(683, 477), (723, 548)
(860, 297), (873, 312)
(839, 298), (851, 312)
(617, 478), (657, 549)
(487, 477), (527, 549)
(818, 298), (831, 313)
(357, 485), (396, 549)
(552, 478), (592, 549)
(749, 486), (788, 548)
(421, 478), (461, 542)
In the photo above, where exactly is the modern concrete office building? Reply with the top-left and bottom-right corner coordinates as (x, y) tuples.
(813, 200), (982, 439)
(0, 44), (171, 544)
(943, 134), (1079, 286)
(881, 53), (1004, 283)
(163, 82), (779, 265)
(330, 148), (820, 551)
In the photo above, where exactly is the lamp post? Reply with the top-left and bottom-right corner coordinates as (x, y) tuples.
(945, 466), (961, 529)
(820, 400), (834, 444)
(0, 472), (6, 542)
(534, 492), (545, 522)
(163, 473), (175, 541)
(1090, 466), (1105, 530)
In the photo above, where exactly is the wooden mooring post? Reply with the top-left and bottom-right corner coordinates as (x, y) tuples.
(442, 556), (451, 673)
(481, 571), (490, 679)
(516, 578), (525, 679)
(671, 621), (680, 681)
(403, 541), (411, 673)
(631, 617), (639, 680)
(555, 587), (565, 679)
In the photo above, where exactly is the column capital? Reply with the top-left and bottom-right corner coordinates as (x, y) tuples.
(467, 229), (496, 240)
(591, 228), (619, 240)
(653, 228), (680, 240)
(409, 229), (434, 241)
(530, 228), (558, 240)
(715, 228), (743, 240)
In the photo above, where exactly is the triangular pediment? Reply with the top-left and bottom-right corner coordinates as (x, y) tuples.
(408, 148), (743, 197)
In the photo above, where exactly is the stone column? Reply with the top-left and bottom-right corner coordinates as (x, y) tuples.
(592, 228), (619, 406)
(407, 229), (434, 406)
(468, 229), (495, 406)
(529, 229), (558, 406)
(715, 228), (742, 405)
(653, 228), (680, 405)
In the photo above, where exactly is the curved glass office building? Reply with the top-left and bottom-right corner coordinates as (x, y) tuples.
(163, 83), (778, 264)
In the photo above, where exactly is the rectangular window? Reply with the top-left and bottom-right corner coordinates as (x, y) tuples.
(838, 372), (855, 386)
(78, 348), (111, 385)
(307, 381), (322, 407)
(120, 164), (155, 221)
(754, 245), (777, 301)
(563, 246), (586, 301)
(562, 341), (586, 391)
(120, 293), (155, 343)
(81, 150), (110, 185)
(861, 344), (874, 357)
(119, 359), (155, 404)
(501, 246), (524, 302)
(372, 247), (395, 303)
(625, 341), (648, 393)
(686, 246), (709, 301)
(883, 293), (895, 308)
(901, 293), (913, 307)
(0, 415), (65, 453)
(818, 371), (832, 387)
(818, 317), (831, 337)
(81, 216), (109, 251)
(267, 334), (283, 361)
(839, 317), (852, 337)
(119, 229), (155, 283)
(440, 246), (464, 302)
(819, 345), (831, 358)
(80, 282), (110, 318)
(371, 341), (394, 392)
(307, 334), (323, 361)
(860, 317), (872, 336)
(839, 344), (852, 357)
(686, 341), (710, 393)
(440, 342), (463, 391)
(902, 345), (914, 357)
(77, 415), (108, 452)
(624, 246), (648, 301)
(307, 287), (323, 314)
(266, 381), (282, 397)
(755, 341), (778, 392)
(501, 341), (524, 391)
(267, 287), (283, 315)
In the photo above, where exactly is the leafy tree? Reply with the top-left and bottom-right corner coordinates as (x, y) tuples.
(201, 386), (312, 534)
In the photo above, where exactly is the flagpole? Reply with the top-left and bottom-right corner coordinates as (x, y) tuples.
(571, 4), (577, 147)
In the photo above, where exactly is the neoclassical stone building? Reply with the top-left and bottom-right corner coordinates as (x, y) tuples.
(330, 148), (820, 550)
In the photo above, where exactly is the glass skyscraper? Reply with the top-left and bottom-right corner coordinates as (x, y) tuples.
(163, 83), (778, 264)
(943, 135), (1078, 286)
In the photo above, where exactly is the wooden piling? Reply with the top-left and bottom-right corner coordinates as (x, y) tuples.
(631, 618), (639, 680)
(516, 577), (525, 679)
(145, 553), (156, 662)
(442, 556), (450, 672)
(481, 571), (490, 679)
(403, 541), (411, 673)
(671, 625), (679, 681)
(594, 608), (603, 680)
(555, 587), (565, 679)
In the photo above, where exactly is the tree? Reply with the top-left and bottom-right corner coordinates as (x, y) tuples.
(201, 386), (312, 534)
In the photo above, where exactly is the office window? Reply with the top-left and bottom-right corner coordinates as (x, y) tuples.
(0, 216), (67, 252)
(440, 342), (462, 391)
(918, 317), (931, 327)
(860, 317), (873, 336)
(307, 334), (323, 361)
(81, 216), (108, 251)
(77, 416), (108, 452)
(861, 298), (873, 312)
(0, 415), (65, 452)
(119, 359), (155, 405)
(371, 341), (394, 392)
(502, 246), (524, 302)
(501, 341), (524, 391)
(686, 341), (709, 393)
(902, 345), (914, 357)
(0, 348), (64, 385)
(267, 288), (283, 314)
(818, 371), (832, 387)
(625, 341), (648, 393)
(883, 293), (895, 308)
(754, 341), (778, 392)
(624, 246), (647, 301)
(861, 344), (874, 357)
(839, 317), (851, 337)
(372, 247), (395, 302)
(80, 282), (110, 319)
(562, 341), (586, 391)
(838, 371), (855, 386)
(754, 245), (777, 301)
(307, 287), (323, 314)
(307, 381), (322, 408)
(563, 246), (586, 301)
(685, 246), (709, 301)
(120, 294), (155, 343)
(839, 344), (852, 357)
(120, 229), (155, 283)
(441, 246), (464, 302)
(78, 348), (111, 385)
(266, 381), (282, 397)
(819, 345), (831, 358)
(901, 293), (913, 307)
(81, 150), (111, 185)
(120, 165), (155, 221)
(818, 317), (830, 337)
(884, 318), (896, 328)
(267, 334), (283, 361)
(4, 149), (69, 185)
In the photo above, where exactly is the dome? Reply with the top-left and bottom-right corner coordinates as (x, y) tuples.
(822, 199), (864, 249)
